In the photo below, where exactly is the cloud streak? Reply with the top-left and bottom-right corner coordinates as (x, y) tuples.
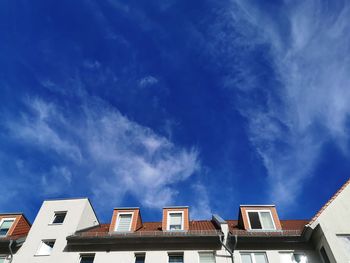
(4, 95), (200, 213)
(214, 0), (350, 207)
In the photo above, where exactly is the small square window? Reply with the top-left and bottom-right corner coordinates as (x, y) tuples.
(36, 240), (55, 256)
(241, 253), (268, 263)
(169, 254), (184, 263)
(0, 219), (15, 236)
(135, 253), (145, 263)
(52, 212), (67, 224)
(247, 211), (275, 230)
(80, 254), (95, 263)
(168, 212), (183, 231)
(199, 252), (215, 263)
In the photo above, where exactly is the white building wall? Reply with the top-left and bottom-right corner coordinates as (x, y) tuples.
(12, 198), (98, 263)
(310, 181), (350, 263)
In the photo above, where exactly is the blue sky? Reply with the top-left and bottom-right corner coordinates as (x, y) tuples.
(1, 0), (350, 223)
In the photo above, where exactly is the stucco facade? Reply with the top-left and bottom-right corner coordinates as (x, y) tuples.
(2, 178), (349, 263)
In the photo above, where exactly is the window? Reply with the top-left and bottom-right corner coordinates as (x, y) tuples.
(80, 254), (95, 263)
(135, 253), (145, 263)
(199, 252), (216, 263)
(115, 213), (133, 232)
(241, 253), (268, 263)
(320, 247), (330, 263)
(52, 212), (67, 224)
(280, 253), (307, 263)
(36, 240), (55, 256)
(168, 212), (183, 230)
(169, 254), (184, 263)
(0, 256), (6, 263)
(338, 235), (350, 257)
(247, 211), (275, 230)
(0, 219), (15, 236)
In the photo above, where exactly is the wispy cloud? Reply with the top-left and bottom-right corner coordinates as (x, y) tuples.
(213, 0), (350, 207)
(4, 95), (200, 213)
(139, 75), (159, 87)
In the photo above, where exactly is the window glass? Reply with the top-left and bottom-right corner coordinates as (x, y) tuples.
(199, 252), (215, 263)
(260, 212), (274, 229)
(248, 212), (262, 229)
(241, 253), (268, 263)
(52, 212), (66, 224)
(169, 255), (183, 263)
(169, 213), (183, 230)
(241, 254), (253, 263)
(116, 214), (132, 232)
(135, 254), (145, 263)
(293, 254), (307, 263)
(80, 255), (95, 263)
(0, 256), (6, 263)
(36, 240), (55, 256)
(338, 236), (350, 257)
(254, 253), (268, 263)
(0, 219), (14, 236)
(280, 253), (307, 263)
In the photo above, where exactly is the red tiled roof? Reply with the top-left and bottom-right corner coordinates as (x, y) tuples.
(81, 220), (219, 234)
(78, 218), (306, 237)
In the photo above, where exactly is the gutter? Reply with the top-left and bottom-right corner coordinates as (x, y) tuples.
(220, 234), (237, 263)
(8, 240), (14, 263)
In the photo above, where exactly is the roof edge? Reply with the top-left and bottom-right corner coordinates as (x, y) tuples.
(309, 177), (350, 225)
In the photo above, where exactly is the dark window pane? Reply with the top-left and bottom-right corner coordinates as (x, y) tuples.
(248, 212), (262, 229)
(135, 255), (145, 263)
(80, 255), (95, 263)
(320, 247), (330, 263)
(53, 212), (66, 224)
(169, 255), (184, 263)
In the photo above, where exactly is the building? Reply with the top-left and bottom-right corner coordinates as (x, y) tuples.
(0, 213), (31, 263)
(3, 178), (350, 263)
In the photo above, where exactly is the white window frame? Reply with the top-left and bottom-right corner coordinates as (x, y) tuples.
(114, 212), (134, 232)
(0, 218), (15, 237)
(198, 251), (216, 263)
(35, 239), (55, 256)
(245, 210), (276, 230)
(240, 252), (269, 263)
(167, 211), (184, 231)
(50, 211), (67, 225)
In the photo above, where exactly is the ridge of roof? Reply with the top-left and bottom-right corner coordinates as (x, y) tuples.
(309, 177), (350, 225)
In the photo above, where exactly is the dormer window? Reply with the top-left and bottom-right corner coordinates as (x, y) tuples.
(168, 212), (183, 230)
(115, 213), (133, 232)
(247, 210), (275, 230)
(0, 218), (15, 236)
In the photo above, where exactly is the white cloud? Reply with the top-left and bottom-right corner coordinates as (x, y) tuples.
(6, 96), (200, 212)
(215, 0), (350, 207)
(139, 75), (159, 87)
